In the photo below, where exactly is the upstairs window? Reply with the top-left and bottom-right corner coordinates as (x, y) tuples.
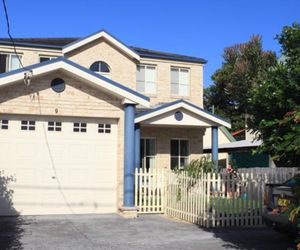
(89, 61), (110, 78)
(40, 56), (56, 63)
(171, 67), (189, 96)
(0, 54), (22, 73)
(136, 65), (156, 94)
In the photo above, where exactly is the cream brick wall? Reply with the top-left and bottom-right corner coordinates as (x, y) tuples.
(65, 38), (137, 90)
(0, 71), (125, 208)
(0, 40), (204, 107)
(141, 126), (205, 169)
(140, 58), (204, 107)
(0, 45), (62, 67)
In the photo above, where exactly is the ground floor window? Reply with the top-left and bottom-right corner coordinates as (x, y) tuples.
(170, 139), (189, 169)
(140, 138), (156, 172)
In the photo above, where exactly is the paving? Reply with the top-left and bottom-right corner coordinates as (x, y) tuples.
(0, 214), (294, 250)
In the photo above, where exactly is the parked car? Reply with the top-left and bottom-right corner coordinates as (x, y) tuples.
(263, 175), (300, 236)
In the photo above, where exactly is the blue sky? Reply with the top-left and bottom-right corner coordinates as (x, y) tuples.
(0, 0), (299, 87)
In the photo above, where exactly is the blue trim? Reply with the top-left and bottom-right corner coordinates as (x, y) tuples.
(124, 104), (136, 207)
(135, 99), (230, 124)
(134, 124), (141, 170)
(62, 29), (140, 57)
(0, 40), (63, 50)
(0, 57), (150, 102)
(0, 56), (63, 78)
(212, 126), (219, 170)
(62, 59), (149, 101)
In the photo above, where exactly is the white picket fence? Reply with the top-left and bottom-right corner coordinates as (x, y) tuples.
(165, 171), (264, 227)
(135, 167), (298, 227)
(134, 168), (164, 213)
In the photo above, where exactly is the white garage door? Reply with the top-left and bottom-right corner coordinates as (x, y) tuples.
(0, 115), (118, 215)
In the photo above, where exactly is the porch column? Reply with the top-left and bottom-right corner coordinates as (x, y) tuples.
(134, 124), (141, 171)
(211, 126), (219, 170)
(123, 104), (136, 207)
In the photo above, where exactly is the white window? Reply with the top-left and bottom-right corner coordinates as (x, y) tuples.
(73, 122), (87, 133)
(98, 124), (111, 133)
(170, 139), (189, 169)
(0, 119), (8, 130)
(141, 138), (156, 172)
(89, 61), (111, 78)
(0, 53), (22, 73)
(21, 120), (35, 131)
(171, 67), (189, 96)
(48, 121), (62, 132)
(136, 65), (156, 94)
(40, 56), (56, 63)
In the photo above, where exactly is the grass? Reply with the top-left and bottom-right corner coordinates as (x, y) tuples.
(210, 197), (261, 214)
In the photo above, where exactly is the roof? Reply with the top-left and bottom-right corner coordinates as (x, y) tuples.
(0, 34), (207, 64)
(232, 129), (246, 137)
(203, 139), (262, 153)
(62, 30), (140, 60)
(0, 57), (150, 107)
(135, 99), (231, 128)
(220, 127), (236, 142)
(0, 37), (78, 46)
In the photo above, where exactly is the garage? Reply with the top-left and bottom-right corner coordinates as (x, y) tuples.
(0, 115), (118, 215)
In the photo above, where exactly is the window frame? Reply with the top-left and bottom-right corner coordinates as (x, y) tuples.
(48, 121), (62, 132)
(98, 123), (111, 134)
(136, 64), (157, 95)
(89, 61), (111, 78)
(0, 53), (23, 73)
(21, 120), (36, 131)
(140, 137), (156, 172)
(170, 138), (190, 170)
(73, 122), (87, 133)
(39, 55), (57, 63)
(0, 119), (9, 130)
(170, 67), (190, 97)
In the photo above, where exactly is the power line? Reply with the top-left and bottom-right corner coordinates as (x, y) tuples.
(2, 0), (33, 85)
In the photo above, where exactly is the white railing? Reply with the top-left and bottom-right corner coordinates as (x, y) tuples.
(135, 167), (298, 227)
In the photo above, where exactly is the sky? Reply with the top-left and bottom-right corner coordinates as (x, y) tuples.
(0, 0), (299, 87)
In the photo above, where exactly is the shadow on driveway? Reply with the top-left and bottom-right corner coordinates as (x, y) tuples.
(202, 226), (294, 250)
(0, 214), (295, 250)
(0, 216), (28, 250)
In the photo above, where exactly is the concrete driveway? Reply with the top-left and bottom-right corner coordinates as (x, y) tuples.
(0, 214), (294, 250)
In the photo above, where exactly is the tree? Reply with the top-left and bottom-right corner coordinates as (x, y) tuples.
(248, 23), (300, 167)
(204, 36), (277, 131)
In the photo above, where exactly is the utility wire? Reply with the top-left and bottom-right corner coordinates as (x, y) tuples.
(2, 0), (32, 78)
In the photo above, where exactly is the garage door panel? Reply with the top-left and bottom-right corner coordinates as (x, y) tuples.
(0, 115), (118, 215)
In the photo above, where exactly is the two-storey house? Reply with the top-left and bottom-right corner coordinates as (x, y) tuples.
(0, 30), (230, 216)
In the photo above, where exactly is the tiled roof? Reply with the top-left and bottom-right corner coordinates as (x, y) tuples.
(0, 37), (78, 46)
(0, 37), (207, 64)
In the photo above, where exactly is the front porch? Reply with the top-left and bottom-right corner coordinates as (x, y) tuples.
(121, 99), (231, 215)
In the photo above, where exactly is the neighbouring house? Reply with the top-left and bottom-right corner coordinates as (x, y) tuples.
(204, 128), (276, 168)
(0, 30), (230, 216)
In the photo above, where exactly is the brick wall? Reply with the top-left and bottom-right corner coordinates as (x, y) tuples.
(141, 126), (205, 169)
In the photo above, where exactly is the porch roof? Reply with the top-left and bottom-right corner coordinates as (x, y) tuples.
(135, 100), (231, 128)
(203, 139), (262, 153)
